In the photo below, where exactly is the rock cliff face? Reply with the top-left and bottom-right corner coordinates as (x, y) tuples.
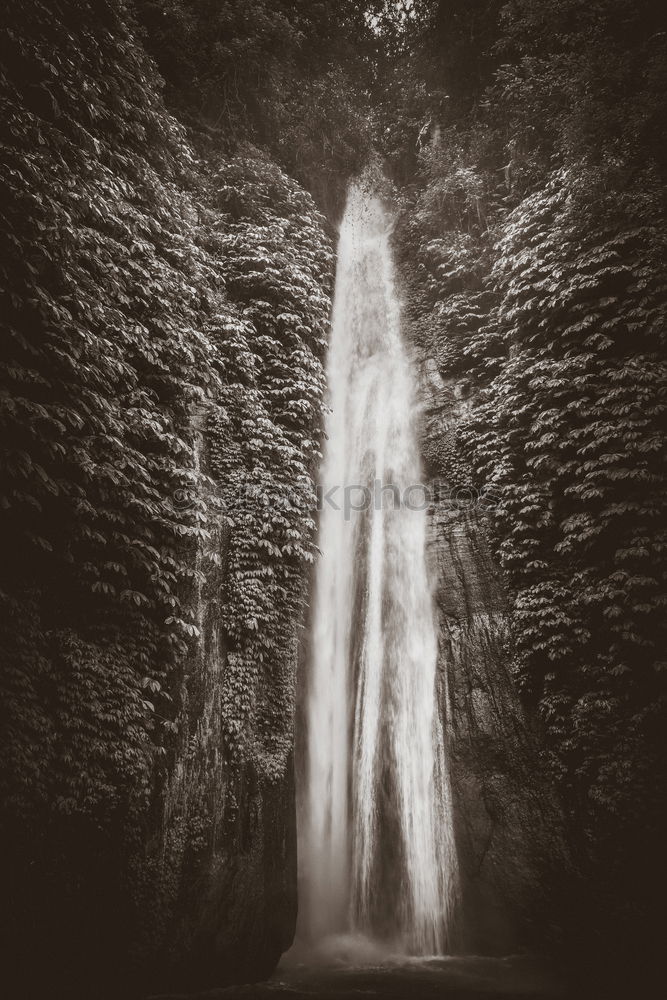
(0, 4), (332, 995)
(137, 430), (304, 990)
(133, 431), (299, 993)
(418, 359), (571, 955)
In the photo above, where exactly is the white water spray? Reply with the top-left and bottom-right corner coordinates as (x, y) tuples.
(298, 181), (458, 955)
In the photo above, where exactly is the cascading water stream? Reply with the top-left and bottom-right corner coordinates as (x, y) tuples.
(298, 180), (458, 956)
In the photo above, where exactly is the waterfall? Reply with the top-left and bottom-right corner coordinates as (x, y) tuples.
(298, 181), (458, 956)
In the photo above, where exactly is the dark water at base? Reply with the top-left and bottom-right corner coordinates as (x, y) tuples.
(151, 955), (565, 1000)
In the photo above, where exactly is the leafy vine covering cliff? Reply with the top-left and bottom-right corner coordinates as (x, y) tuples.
(206, 157), (332, 776)
(0, 0), (332, 991)
(393, 0), (667, 980)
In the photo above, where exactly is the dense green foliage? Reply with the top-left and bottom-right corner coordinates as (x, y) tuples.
(0, 0), (332, 987)
(395, 0), (667, 973)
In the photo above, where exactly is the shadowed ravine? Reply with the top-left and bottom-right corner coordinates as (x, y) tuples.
(2, 5), (664, 999)
(143, 178), (573, 999)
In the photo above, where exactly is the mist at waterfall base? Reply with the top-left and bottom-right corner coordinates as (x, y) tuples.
(289, 180), (459, 968)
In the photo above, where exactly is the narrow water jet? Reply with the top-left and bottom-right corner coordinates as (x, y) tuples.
(297, 179), (459, 957)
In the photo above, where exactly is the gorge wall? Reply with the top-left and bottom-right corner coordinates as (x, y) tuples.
(0, 2), (333, 994)
(417, 359), (570, 955)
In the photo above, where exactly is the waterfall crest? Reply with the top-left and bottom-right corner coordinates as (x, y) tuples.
(299, 180), (458, 956)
